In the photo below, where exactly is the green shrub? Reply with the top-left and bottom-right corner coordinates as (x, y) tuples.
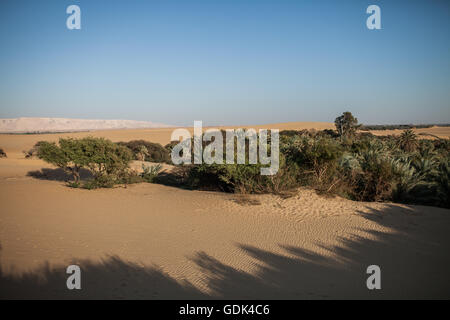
(282, 135), (343, 192)
(82, 174), (116, 189)
(186, 160), (299, 194)
(279, 130), (309, 138)
(141, 164), (162, 183)
(340, 150), (398, 201)
(164, 141), (179, 153)
(38, 137), (132, 188)
(117, 170), (145, 185)
(174, 126), (449, 208)
(32, 114), (449, 208)
(23, 141), (44, 158)
(118, 140), (170, 163)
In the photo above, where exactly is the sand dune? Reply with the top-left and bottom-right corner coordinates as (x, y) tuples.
(0, 122), (449, 299)
(0, 117), (172, 133)
(367, 126), (450, 139)
(0, 121), (336, 156)
(1, 121), (448, 157)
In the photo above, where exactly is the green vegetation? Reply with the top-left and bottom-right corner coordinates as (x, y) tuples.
(141, 163), (162, 183)
(34, 113), (450, 208)
(117, 140), (170, 163)
(38, 137), (133, 188)
(335, 111), (361, 138)
(398, 129), (419, 152)
(181, 112), (450, 208)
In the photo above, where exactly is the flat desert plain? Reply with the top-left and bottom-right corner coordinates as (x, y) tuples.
(0, 122), (449, 299)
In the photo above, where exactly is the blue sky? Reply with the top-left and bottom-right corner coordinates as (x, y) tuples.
(0, 0), (449, 126)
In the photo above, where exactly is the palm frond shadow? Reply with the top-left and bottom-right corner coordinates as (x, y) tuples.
(1, 205), (449, 299)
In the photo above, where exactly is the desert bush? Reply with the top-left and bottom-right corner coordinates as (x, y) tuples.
(141, 163), (162, 183)
(38, 137), (132, 188)
(184, 133), (342, 194)
(0, 148), (6, 158)
(82, 174), (116, 189)
(187, 160), (299, 194)
(118, 140), (170, 163)
(175, 126), (449, 208)
(279, 130), (309, 138)
(335, 136), (450, 207)
(282, 135), (343, 192)
(433, 138), (450, 154)
(341, 150), (399, 201)
(116, 170), (145, 185)
(180, 130), (297, 193)
(38, 140), (79, 180)
(23, 141), (44, 158)
(164, 141), (179, 153)
(280, 126), (449, 208)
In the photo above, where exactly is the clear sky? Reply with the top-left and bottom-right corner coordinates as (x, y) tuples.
(0, 0), (449, 126)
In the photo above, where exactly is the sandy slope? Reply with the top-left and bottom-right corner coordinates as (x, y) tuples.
(367, 126), (450, 139)
(0, 122), (449, 299)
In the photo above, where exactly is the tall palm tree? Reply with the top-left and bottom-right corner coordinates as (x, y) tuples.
(398, 129), (419, 152)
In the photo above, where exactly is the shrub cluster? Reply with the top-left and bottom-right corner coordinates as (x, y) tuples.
(182, 130), (450, 208)
(141, 163), (162, 183)
(38, 137), (133, 189)
(37, 137), (166, 189)
(33, 114), (450, 208)
(117, 140), (170, 163)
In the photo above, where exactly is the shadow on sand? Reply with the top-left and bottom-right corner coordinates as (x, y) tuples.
(1, 205), (449, 299)
(27, 168), (93, 182)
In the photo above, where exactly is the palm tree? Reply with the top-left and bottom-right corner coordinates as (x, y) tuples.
(398, 129), (419, 152)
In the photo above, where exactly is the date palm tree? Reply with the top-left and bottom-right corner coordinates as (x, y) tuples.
(398, 129), (419, 152)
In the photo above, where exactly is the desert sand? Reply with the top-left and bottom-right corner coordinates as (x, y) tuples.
(367, 126), (450, 140)
(0, 122), (449, 299)
(0, 117), (172, 133)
